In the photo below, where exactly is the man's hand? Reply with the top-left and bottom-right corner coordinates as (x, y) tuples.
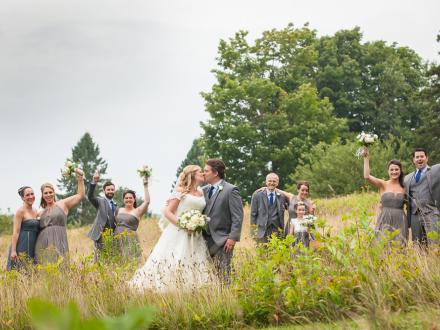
(92, 172), (100, 184)
(223, 239), (236, 253)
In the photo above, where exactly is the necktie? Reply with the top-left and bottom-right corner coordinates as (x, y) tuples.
(208, 185), (215, 199)
(110, 200), (116, 215)
(269, 192), (274, 205)
(415, 169), (422, 183)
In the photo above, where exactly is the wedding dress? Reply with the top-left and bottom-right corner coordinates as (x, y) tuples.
(128, 191), (213, 291)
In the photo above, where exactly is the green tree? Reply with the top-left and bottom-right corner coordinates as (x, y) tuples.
(415, 33), (440, 164)
(201, 81), (346, 201)
(57, 133), (108, 225)
(287, 137), (412, 197)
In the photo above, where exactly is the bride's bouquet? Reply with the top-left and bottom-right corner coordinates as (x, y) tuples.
(137, 165), (152, 179)
(355, 131), (378, 158)
(61, 159), (78, 177)
(177, 209), (210, 233)
(298, 214), (317, 228)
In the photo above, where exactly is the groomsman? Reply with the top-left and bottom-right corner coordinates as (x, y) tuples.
(250, 173), (288, 243)
(404, 148), (440, 247)
(87, 172), (118, 261)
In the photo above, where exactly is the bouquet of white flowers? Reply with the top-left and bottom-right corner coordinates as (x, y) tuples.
(177, 209), (210, 233)
(299, 214), (317, 228)
(137, 165), (152, 179)
(355, 132), (378, 158)
(61, 160), (78, 177)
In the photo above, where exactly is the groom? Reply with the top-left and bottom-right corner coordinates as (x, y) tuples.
(203, 158), (243, 282)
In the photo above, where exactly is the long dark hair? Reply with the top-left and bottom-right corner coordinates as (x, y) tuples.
(388, 159), (404, 188)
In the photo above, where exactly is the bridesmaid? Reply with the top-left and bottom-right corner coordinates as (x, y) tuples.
(363, 146), (408, 244)
(6, 186), (40, 270)
(114, 178), (150, 258)
(35, 169), (85, 264)
(279, 181), (316, 236)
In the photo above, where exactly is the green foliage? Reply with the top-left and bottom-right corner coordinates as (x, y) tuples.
(202, 81), (346, 201)
(233, 210), (440, 328)
(57, 133), (109, 225)
(288, 136), (412, 197)
(197, 24), (428, 201)
(28, 298), (154, 330)
(0, 213), (13, 235)
(415, 33), (440, 164)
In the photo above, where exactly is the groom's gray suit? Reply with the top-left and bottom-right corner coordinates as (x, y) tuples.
(203, 180), (243, 280)
(404, 164), (440, 245)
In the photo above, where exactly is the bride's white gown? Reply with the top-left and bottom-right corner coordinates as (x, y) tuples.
(128, 192), (213, 291)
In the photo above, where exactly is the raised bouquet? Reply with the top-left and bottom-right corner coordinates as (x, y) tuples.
(177, 209), (210, 233)
(137, 165), (152, 179)
(355, 132), (378, 157)
(299, 214), (317, 228)
(61, 160), (78, 177)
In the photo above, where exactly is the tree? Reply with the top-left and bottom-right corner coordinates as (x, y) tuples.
(201, 80), (346, 201)
(57, 133), (108, 225)
(415, 33), (440, 164)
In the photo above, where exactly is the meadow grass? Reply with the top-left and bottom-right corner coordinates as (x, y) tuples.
(1, 192), (439, 329)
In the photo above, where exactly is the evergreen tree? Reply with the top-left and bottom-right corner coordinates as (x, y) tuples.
(57, 133), (108, 225)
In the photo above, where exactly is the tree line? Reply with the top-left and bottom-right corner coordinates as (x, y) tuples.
(177, 24), (440, 202)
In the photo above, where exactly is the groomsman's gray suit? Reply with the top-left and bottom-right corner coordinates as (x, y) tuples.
(250, 190), (288, 242)
(404, 164), (440, 245)
(87, 183), (117, 257)
(203, 180), (243, 280)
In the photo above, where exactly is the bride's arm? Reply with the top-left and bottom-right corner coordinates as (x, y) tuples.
(163, 198), (180, 226)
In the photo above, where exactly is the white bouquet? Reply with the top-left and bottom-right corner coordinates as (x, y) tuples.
(299, 214), (317, 228)
(137, 165), (152, 179)
(357, 132), (378, 146)
(61, 160), (77, 177)
(356, 132), (378, 158)
(177, 209), (210, 233)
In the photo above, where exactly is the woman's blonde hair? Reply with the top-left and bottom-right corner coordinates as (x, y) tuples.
(177, 165), (201, 192)
(40, 182), (56, 208)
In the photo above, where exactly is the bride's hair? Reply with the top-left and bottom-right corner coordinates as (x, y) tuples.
(177, 165), (201, 192)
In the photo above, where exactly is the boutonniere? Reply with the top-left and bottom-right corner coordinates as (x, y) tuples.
(276, 192), (281, 196)
(218, 185), (224, 191)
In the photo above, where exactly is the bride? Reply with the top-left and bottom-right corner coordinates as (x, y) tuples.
(128, 165), (214, 291)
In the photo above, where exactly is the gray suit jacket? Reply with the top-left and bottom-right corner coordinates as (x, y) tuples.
(250, 190), (288, 239)
(87, 183), (117, 241)
(404, 164), (440, 226)
(203, 180), (243, 248)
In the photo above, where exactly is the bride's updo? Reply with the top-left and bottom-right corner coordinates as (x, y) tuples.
(177, 165), (201, 192)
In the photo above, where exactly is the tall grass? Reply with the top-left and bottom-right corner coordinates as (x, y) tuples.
(1, 192), (439, 329)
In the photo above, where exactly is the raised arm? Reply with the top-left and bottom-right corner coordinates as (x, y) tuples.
(363, 146), (385, 190)
(87, 172), (100, 208)
(134, 178), (151, 219)
(60, 169), (86, 212)
(10, 208), (24, 262)
(276, 188), (294, 200)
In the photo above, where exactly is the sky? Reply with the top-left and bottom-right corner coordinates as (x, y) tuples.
(0, 0), (439, 214)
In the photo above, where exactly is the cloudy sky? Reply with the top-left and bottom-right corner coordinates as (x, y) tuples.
(0, 0), (438, 214)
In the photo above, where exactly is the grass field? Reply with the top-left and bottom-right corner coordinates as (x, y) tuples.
(1, 192), (439, 329)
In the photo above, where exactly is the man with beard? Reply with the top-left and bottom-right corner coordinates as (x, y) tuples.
(88, 172), (118, 261)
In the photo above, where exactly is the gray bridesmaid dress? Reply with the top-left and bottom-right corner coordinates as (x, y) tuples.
(114, 213), (141, 258)
(375, 192), (408, 244)
(35, 205), (69, 263)
(6, 219), (40, 270)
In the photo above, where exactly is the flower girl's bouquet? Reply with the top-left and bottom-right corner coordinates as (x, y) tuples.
(137, 165), (152, 179)
(299, 214), (317, 228)
(177, 209), (210, 234)
(355, 132), (378, 157)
